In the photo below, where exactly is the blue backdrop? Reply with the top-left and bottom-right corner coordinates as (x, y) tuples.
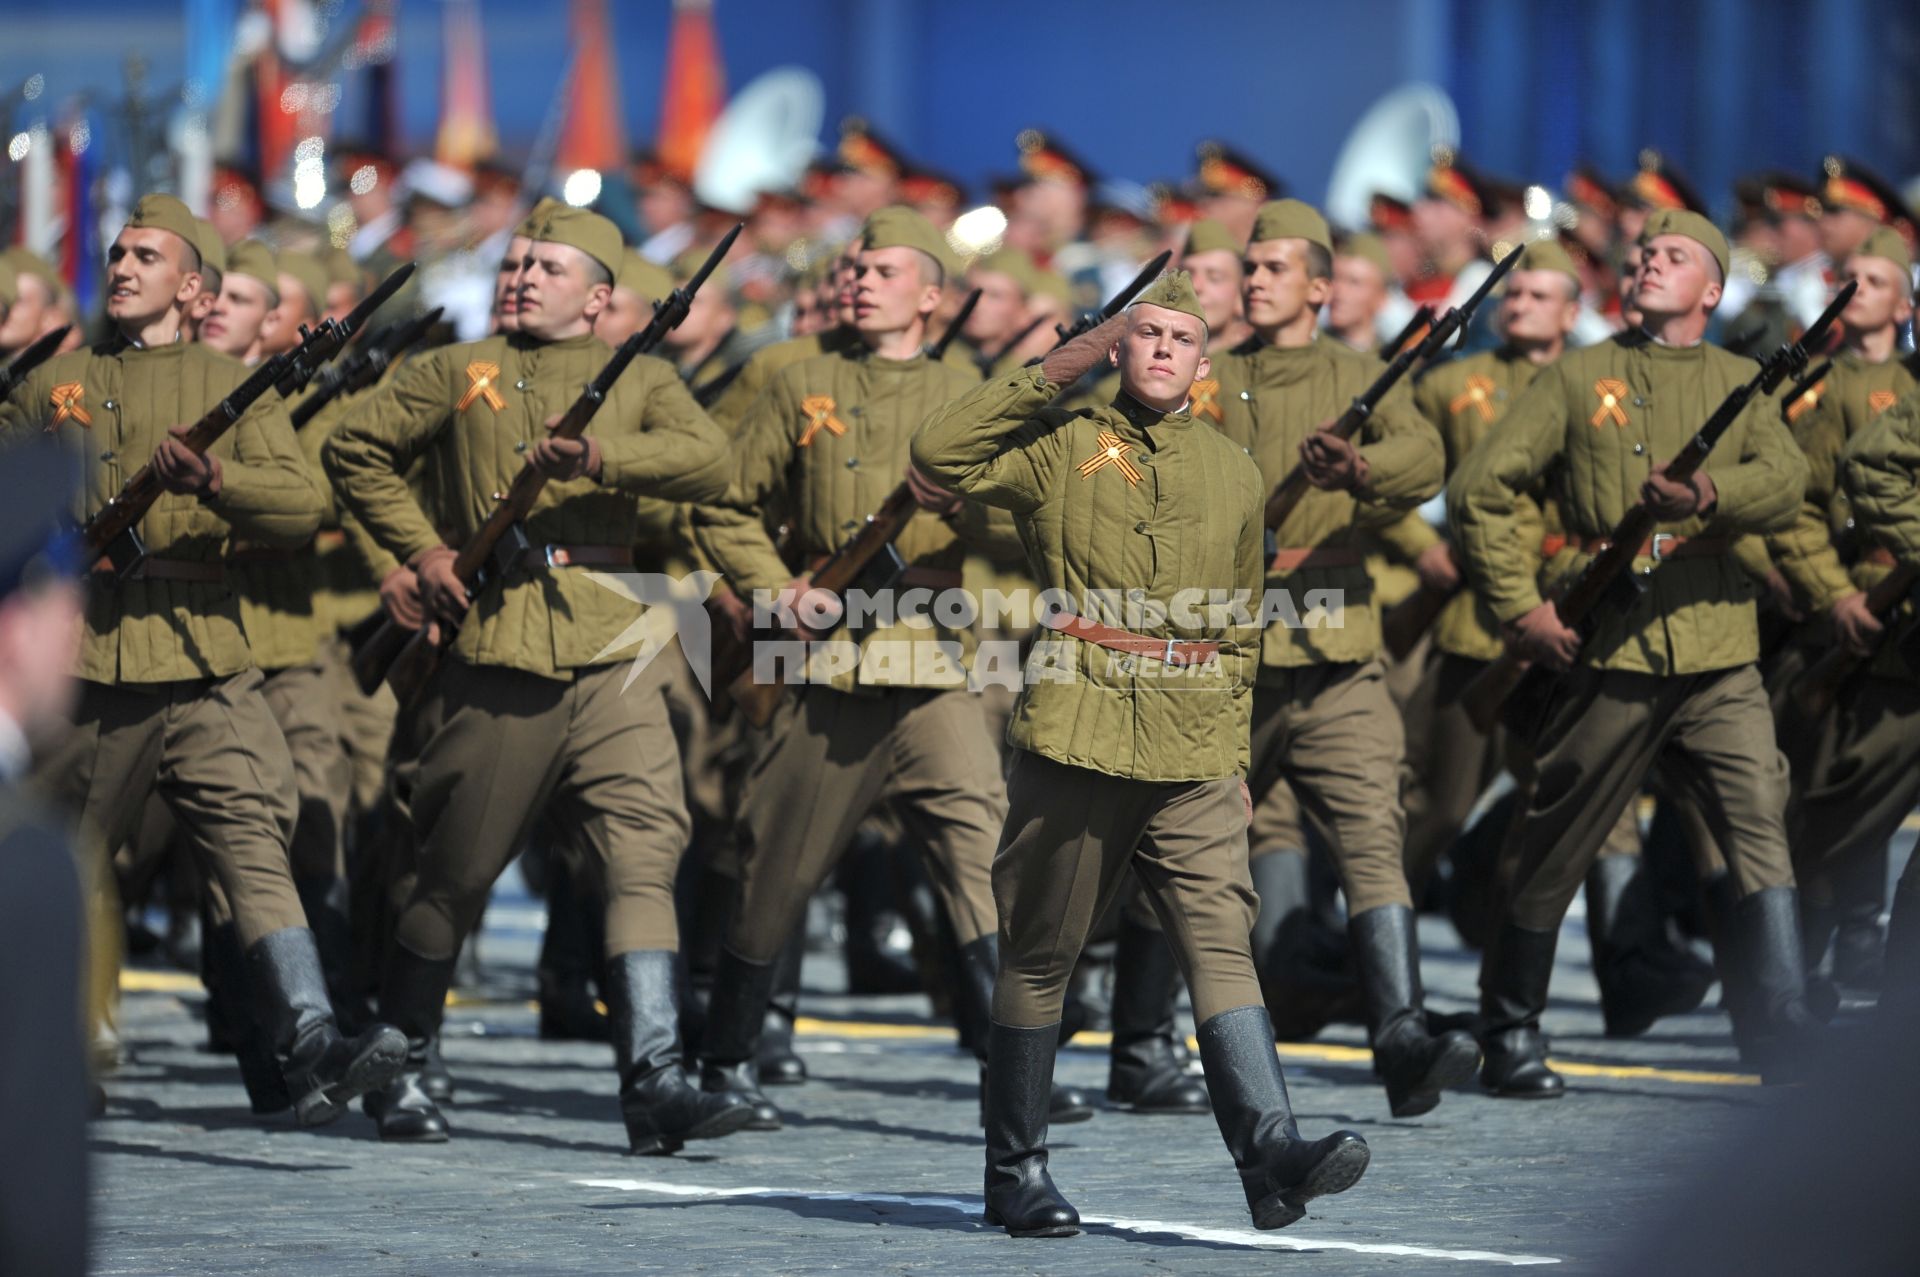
(3, 0), (1916, 221)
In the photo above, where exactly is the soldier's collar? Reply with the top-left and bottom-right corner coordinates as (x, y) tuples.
(1111, 389), (1189, 443)
(509, 330), (602, 353)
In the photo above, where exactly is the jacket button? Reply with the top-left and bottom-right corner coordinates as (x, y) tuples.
(1118, 656), (1135, 674)
(1127, 588), (1146, 602)
(514, 440), (528, 452)
(845, 457), (859, 469)
(100, 450), (115, 462)
(1134, 521), (1149, 533)
(103, 399), (117, 411)
(514, 379), (529, 391)
(1632, 442), (1645, 455)
(1633, 396), (1646, 407)
(1239, 391), (1251, 401)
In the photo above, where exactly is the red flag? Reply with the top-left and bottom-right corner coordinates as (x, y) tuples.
(556, 0), (627, 175)
(436, 0), (496, 167)
(657, 0), (725, 182)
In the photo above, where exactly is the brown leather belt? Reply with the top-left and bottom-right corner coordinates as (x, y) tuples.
(1042, 613), (1221, 667)
(90, 557), (225, 584)
(1268, 546), (1364, 571)
(228, 529), (352, 564)
(898, 567), (963, 590)
(1863, 546), (1899, 568)
(1572, 534), (1731, 561)
(519, 544), (634, 570)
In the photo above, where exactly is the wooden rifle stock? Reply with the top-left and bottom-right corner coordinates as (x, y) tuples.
(350, 228), (743, 700)
(1459, 280), (1859, 736)
(1787, 562), (1920, 719)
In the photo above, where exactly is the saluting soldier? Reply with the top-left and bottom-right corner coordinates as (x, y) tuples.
(1836, 391), (1920, 1015)
(914, 271), (1368, 1237)
(324, 204), (752, 1153)
(1212, 198), (1478, 1118)
(689, 206), (1089, 1130)
(1769, 228), (1920, 982)
(0, 194), (405, 1127)
(1450, 209), (1819, 1093)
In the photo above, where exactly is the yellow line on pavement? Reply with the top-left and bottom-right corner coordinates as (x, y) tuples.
(119, 976), (1759, 1088)
(793, 1015), (1760, 1088)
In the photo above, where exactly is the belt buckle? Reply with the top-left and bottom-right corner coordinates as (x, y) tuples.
(1649, 533), (1676, 562)
(543, 544), (570, 568)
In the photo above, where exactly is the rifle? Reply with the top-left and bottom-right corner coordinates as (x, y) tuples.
(84, 264), (414, 578)
(1025, 250), (1172, 366)
(1263, 246), (1520, 537)
(1782, 358), (1833, 418)
(1461, 280), (1857, 737)
(927, 288), (981, 362)
(719, 254), (1171, 727)
(692, 358), (747, 409)
(290, 306), (445, 429)
(1378, 305), (1436, 362)
(350, 226), (742, 700)
(1787, 561), (1920, 720)
(0, 325), (74, 401)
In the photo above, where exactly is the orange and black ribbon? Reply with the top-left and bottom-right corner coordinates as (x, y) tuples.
(1076, 430), (1143, 486)
(1787, 384), (1825, 424)
(49, 383), (91, 428)
(1869, 389), (1899, 417)
(1189, 377), (1222, 423)
(1590, 378), (1629, 427)
(798, 394), (848, 446)
(1449, 374), (1497, 422)
(457, 361), (506, 412)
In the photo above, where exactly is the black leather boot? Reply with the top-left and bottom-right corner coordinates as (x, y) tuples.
(982, 1021), (1080, 1238)
(1251, 851), (1363, 1041)
(1349, 905), (1479, 1117)
(204, 921), (290, 1115)
(1737, 886), (1823, 1083)
(607, 951), (755, 1155)
(1585, 855), (1713, 1038)
(1196, 1005), (1369, 1229)
(958, 935), (1094, 1124)
(361, 947), (456, 1142)
(1478, 923), (1564, 1099)
(247, 927), (407, 1128)
(418, 1034), (454, 1104)
(1105, 918), (1207, 1114)
(697, 947), (781, 1130)
(295, 874), (355, 1029)
(757, 929), (807, 1086)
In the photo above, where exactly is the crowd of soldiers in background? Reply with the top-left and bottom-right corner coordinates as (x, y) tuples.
(4, 117), (1917, 1134)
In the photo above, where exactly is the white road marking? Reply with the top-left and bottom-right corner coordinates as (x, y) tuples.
(574, 1177), (1561, 1266)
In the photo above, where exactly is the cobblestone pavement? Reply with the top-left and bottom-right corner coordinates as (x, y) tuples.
(91, 883), (1854, 1276)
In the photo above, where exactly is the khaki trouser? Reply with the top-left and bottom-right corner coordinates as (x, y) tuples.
(33, 671), (305, 949)
(394, 657), (690, 962)
(326, 636), (399, 820)
(1400, 651), (1507, 894)
(728, 685), (1001, 964)
(1501, 664), (1794, 932)
(1790, 676), (1920, 897)
(992, 750), (1260, 1027)
(261, 659), (351, 883)
(1247, 660), (1414, 915)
